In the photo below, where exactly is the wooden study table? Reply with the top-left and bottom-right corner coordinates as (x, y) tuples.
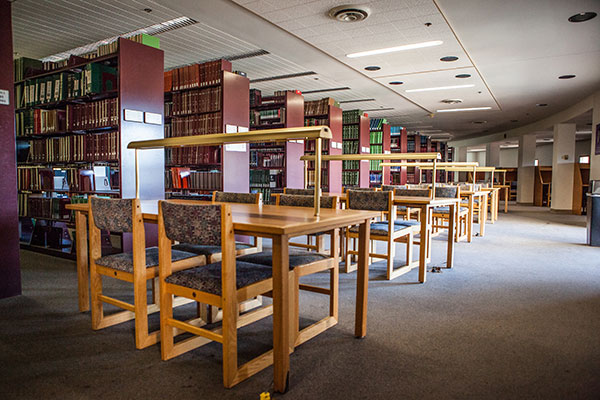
(494, 184), (510, 213)
(461, 191), (488, 239)
(67, 200), (379, 393)
(482, 187), (500, 223)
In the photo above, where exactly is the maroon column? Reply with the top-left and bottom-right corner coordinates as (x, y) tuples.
(0, 0), (21, 298)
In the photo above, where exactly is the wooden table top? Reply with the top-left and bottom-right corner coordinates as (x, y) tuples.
(460, 190), (489, 196)
(392, 196), (460, 206)
(67, 200), (380, 237)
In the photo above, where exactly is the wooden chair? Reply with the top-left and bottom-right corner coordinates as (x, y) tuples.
(393, 187), (430, 221)
(238, 195), (340, 348)
(88, 197), (203, 349)
(158, 201), (277, 388)
(283, 188), (315, 195)
(171, 191), (262, 262)
(431, 186), (469, 242)
(345, 190), (420, 280)
(277, 194), (338, 253)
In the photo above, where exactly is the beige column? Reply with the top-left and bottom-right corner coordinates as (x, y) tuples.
(486, 142), (500, 167)
(590, 92), (600, 180)
(455, 146), (467, 182)
(517, 134), (536, 204)
(551, 123), (576, 211)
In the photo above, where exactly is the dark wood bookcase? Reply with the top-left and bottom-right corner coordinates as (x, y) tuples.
(14, 37), (164, 258)
(369, 121), (390, 187)
(249, 90), (304, 203)
(304, 101), (342, 193)
(390, 126), (407, 185)
(342, 110), (370, 188)
(163, 60), (250, 199)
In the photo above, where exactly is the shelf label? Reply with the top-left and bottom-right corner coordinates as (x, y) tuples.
(124, 109), (143, 122)
(226, 124), (237, 133)
(0, 89), (9, 105)
(144, 112), (162, 125)
(225, 143), (247, 152)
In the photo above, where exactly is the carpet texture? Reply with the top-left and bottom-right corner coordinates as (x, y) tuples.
(1, 205), (599, 399)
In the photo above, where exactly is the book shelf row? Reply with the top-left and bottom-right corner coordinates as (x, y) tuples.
(165, 168), (223, 191)
(17, 165), (119, 193)
(167, 86), (222, 116)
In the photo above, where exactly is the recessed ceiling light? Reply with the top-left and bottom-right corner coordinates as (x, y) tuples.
(568, 12), (597, 23)
(440, 56), (459, 62)
(406, 84), (474, 93)
(455, 74), (471, 78)
(436, 107), (492, 113)
(346, 40), (443, 58)
(364, 66), (381, 71)
(536, 103), (548, 107)
(440, 99), (463, 104)
(143, 8), (152, 13)
(389, 81), (404, 85)
(558, 74), (576, 79)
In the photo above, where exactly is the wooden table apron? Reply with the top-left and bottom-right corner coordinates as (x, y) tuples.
(461, 191), (488, 238)
(66, 200), (379, 393)
(392, 197), (459, 282)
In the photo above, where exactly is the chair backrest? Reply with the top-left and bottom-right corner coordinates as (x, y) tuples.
(347, 190), (392, 212)
(160, 201), (224, 246)
(90, 197), (134, 233)
(394, 188), (430, 197)
(214, 191), (261, 205)
(277, 194), (338, 209)
(459, 183), (472, 192)
(434, 186), (459, 199)
(381, 185), (405, 192)
(283, 188), (314, 196)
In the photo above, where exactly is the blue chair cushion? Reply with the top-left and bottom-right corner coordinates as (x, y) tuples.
(165, 261), (272, 296)
(237, 250), (330, 269)
(172, 242), (253, 257)
(433, 206), (469, 214)
(349, 221), (416, 236)
(95, 247), (197, 273)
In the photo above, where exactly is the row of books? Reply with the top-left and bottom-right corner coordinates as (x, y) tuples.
(305, 117), (329, 127)
(343, 160), (360, 170)
(249, 89), (262, 107)
(369, 173), (383, 185)
(342, 171), (359, 186)
(250, 188), (276, 204)
(169, 86), (222, 116)
(342, 140), (359, 154)
(17, 166), (118, 192)
(14, 57), (43, 82)
(306, 170), (329, 188)
(19, 196), (71, 221)
(250, 169), (284, 188)
(165, 59), (232, 92)
(165, 168), (223, 191)
(67, 97), (119, 131)
(304, 98), (338, 117)
(166, 146), (221, 165)
(23, 131), (119, 163)
(98, 33), (160, 57)
(370, 159), (383, 171)
(16, 63), (117, 108)
(304, 140), (332, 153)
(370, 118), (387, 130)
(16, 109), (65, 137)
(250, 150), (285, 168)
(251, 108), (286, 126)
(168, 113), (223, 137)
(342, 109), (362, 124)
(370, 131), (384, 144)
(342, 125), (360, 139)
(390, 126), (405, 134)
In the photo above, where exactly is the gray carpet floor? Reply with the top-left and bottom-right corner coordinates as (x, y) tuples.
(1, 205), (599, 399)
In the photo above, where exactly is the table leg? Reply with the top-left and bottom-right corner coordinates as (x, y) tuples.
(418, 205), (428, 283)
(447, 203), (455, 268)
(467, 196), (473, 242)
(480, 195), (486, 237)
(75, 210), (89, 312)
(355, 218), (371, 338)
(504, 187), (509, 213)
(272, 234), (290, 393)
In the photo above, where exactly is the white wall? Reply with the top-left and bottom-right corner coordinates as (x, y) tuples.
(467, 151), (486, 165)
(576, 139), (591, 159)
(499, 148), (518, 167)
(534, 139), (591, 166)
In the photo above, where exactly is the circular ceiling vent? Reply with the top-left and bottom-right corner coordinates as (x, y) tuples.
(328, 5), (370, 22)
(440, 99), (463, 104)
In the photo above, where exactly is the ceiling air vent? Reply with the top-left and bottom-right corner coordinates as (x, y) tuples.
(440, 99), (463, 104)
(328, 5), (370, 22)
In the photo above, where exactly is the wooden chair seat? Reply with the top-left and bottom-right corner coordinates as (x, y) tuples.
(165, 261), (273, 296)
(433, 206), (469, 215)
(348, 221), (418, 236)
(237, 249), (330, 269)
(95, 247), (197, 272)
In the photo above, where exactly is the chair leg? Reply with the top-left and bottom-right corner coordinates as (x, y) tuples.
(221, 299), (239, 388)
(406, 231), (413, 266)
(386, 237), (395, 280)
(290, 271), (299, 349)
(315, 235), (325, 253)
(133, 275), (151, 349)
(90, 262), (103, 330)
(152, 277), (160, 305)
(160, 286), (175, 360)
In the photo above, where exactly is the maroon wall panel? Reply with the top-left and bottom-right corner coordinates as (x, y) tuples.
(400, 128), (408, 184)
(382, 123), (391, 185)
(328, 105), (343, 194)
(0, 0), (21, 299)
(359, 115), (370, 188)
(285, 91), (304, 189)
(221, 71), (249, 193)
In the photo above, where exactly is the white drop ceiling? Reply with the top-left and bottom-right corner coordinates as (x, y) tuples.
(10, 0), (600, 141)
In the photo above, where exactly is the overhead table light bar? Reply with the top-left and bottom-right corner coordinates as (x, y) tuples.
(128, 126), (332, 216)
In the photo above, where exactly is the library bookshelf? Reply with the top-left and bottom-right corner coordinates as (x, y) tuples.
(304, 98), (343, 193)
(342, 110), (370, 188)
(163, 59), (250, 200)
(390, 126), (407, 185)
(368, 119), (390, 187)
(249, 89), (304, 203)
(14, 37), (164, 258)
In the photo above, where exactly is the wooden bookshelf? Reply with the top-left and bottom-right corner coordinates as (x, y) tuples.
(368, 120), (391, 187)
(342, 110), (370, 188)
(304, 99), (343, 193)
(163, 60), (250, 199)
(14, 37), (164, 258)
(249, 90), (304, 203)
(419, 134), (433, 183)
(390, 126), (407, 185)
(534, 166), (552, 207)
(573, 162), (590, 215)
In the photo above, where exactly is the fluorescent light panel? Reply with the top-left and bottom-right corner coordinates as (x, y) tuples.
(406, 84), (475, 93)
(436, 107), (492, 113)
(346, 40), (443, 58)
